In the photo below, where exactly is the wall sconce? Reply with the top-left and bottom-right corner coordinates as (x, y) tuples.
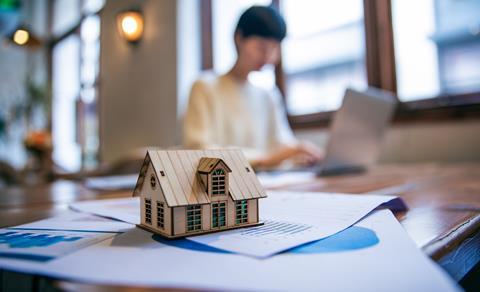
(13, 28), (29, 45)
(117, 10), (144, 44)
(8, 26), (41, 48)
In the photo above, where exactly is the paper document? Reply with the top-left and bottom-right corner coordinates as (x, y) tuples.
(71, 197), (141, 224)
(0, 210), (460, 291)
(70, 191), (406, 257)
(16, 211), (134, 233)
(190, 191), (406, 257)
(0, 211), (134, 262)
(0, 212), (132, 262)
(0, 229), (117, 262)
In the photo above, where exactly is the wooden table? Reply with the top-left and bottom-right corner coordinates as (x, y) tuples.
(1, 163), (479, 291)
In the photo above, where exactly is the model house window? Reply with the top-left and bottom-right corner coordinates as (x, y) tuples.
(212, 201), (226, 228)
(212, 169), (226, 196)
(145, 198), (152, 225)
(156, 201), (164, 229)
(235, 200), (248, 225)
(186, 205), (202, 232)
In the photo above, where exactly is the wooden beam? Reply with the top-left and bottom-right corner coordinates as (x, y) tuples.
(363, 0), (397, 94)
(200, 0), (213, 70)
(271, 0), (287, 100)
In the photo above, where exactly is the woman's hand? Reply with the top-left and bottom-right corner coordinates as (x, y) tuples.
(252, 141), (324, 169)
(290, 141), (324, 166)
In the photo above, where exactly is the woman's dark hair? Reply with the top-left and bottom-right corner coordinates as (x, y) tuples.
(235, 5), (287, 42)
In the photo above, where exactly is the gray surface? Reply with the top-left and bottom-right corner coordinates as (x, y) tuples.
(321, 87), (397, 172)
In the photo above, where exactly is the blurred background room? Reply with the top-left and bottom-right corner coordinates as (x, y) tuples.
(0, 0), (479, 187)
(1, 1), (480, 290)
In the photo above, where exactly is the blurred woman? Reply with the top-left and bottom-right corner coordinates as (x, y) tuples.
(183, 5), (322, 169)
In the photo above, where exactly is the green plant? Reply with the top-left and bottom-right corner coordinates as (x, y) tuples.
(24, 78), (50, 126)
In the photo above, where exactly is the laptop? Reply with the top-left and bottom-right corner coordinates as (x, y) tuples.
(271, 87), (397, 177)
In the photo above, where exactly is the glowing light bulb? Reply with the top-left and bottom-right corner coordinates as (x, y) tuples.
(121, 16), (138, 36)
(13, 29), (29, 45)
(117, 11), (144, 43)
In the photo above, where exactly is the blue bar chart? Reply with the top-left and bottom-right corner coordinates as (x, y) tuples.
(0, 231), (82, 248)
(0, 229), (116, 262)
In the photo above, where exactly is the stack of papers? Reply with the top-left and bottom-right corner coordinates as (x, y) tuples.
(71, 191), (407, 257)
(0, 213), (129, 262)
(0, 191), (460, 291)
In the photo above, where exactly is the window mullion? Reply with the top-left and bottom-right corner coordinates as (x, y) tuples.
(363, 0), (398, 95)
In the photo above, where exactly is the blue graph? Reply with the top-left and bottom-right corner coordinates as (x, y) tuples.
(154, 226), (379, 255)
(0, 231), (82, 248)
(287, 226), (379, 254)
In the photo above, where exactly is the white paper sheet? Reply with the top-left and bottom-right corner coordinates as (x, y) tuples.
(15, 211), (134, 233)
(0, 210), (460, 292)
(0, 212), (132, 262)
(191, 191), (406, 257)
(70, 191), (406, 258)
(70, 197), (141, 224)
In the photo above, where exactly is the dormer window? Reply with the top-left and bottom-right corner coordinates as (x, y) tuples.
(197, 157), (232, 197)
(212, 168), (226, 196)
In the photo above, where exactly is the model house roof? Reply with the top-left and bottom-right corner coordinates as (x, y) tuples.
(197, 157), (232, 174)
(133, 149), (267, 207)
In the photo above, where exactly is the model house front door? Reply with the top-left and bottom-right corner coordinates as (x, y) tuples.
(211, 201), (226, 228)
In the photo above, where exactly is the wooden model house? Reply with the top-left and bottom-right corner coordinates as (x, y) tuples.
(133, 149), (267, 238)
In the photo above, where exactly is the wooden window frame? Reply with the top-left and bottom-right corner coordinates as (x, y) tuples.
(235, 200), (248, 225)
(200, 0), (480, 129)
(156, 201), (165, 230)
(211, 201), (227, 228)
(212, 168), (226, 196)
(47, 0), (104, 165)
(145, 198), (152, 225)
(186, 205), (202, 232)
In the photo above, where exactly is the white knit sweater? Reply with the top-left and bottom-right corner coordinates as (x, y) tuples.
(183, 73), (297, 161)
